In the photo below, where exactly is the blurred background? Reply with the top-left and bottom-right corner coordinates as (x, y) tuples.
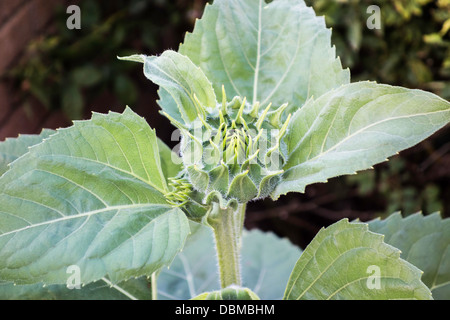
(0, 0), (449, 249)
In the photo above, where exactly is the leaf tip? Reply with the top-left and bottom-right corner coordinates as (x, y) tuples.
(117, 54), (146, 64)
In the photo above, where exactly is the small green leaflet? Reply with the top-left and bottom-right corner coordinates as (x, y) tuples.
(0, 129), (55, 176)
(0, 107), (190, 285)
(179, 0), (349, 114)
(192, 286), (260, 300)
(367, 212), (450, 300)
(274, 81), (450, 199)
(120, 50), (217, 127)
(283, 219), (432, 300)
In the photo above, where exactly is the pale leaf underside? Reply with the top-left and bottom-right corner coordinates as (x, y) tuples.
(157, 225), (301, 300)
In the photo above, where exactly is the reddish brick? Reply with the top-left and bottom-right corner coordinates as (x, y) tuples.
(85, 91), (123, 119)
(39, 109), (72, 131)
(0, 0), (26, 26)
(0, 0), (62, 74)
(0, 82), (13, 123)
(0, 98), (48, 140)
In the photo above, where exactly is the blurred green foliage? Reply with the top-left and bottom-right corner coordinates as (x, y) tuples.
(7, 0), (205, 119)
(346, 157), (444, 218)
(303, 0), (450, 219)
(307, 0), (450, 99)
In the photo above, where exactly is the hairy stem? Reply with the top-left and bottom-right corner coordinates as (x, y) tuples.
(151, 272), (158, 300)
(208, 202), (246, 288)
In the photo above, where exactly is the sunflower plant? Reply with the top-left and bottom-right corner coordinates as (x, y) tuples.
(0, 0), (449, 300)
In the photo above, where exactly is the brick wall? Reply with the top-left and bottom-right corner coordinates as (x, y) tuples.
(0, 0), (72, 140)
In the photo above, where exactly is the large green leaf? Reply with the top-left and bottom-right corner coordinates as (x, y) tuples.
(0, 129), (55, 176)
(179, 0), (349, 113)
(120, 50), (217, 126)
(157, 224), (301, 300)
(273, 81), (450, 199)
(284, 219), (432, 300)
(367, 212), (450, 300)
(0, 276), (153, 300)
(0, 107), (190, 285)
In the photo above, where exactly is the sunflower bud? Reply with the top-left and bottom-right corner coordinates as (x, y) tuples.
(169, 87), (291, 208)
